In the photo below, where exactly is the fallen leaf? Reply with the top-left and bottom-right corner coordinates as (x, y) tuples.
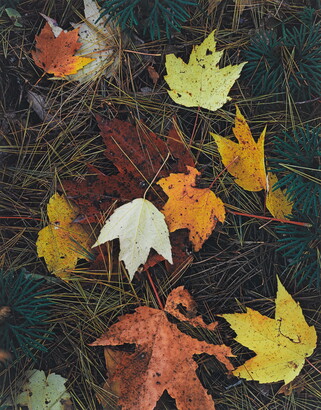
(164, 30), (247, 111)
(211, 106), (267, 191)
(92, 198), (173, 280)
(147, 65), (160, 85)
(68, 0), (124, 82)
(266, 172), (293, 219)
(15, 370), (71, 410)
(36, 193), (93, 280)
(90, 286), (234, 409)
(62, 117), (194, 222)
(32, 22), (94, 77)
(157, 166), (225, 251)
(220, 277), (317, 384)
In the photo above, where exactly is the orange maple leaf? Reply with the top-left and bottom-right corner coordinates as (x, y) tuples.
(32, 22), (94, 77)
(157, 166), (225, 251)
(91, 286), (234, 410)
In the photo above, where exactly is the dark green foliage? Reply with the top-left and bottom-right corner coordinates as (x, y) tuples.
(98, 0), (198, 40)
(270, 125), (321, 214)
(276, 214), (321, 287)
(242, 16), (321, 101)
(0, 270), (53, 360)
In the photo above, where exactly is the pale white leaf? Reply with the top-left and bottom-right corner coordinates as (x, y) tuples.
(15, 370), (71, 410)
(93, 198), (173, 280)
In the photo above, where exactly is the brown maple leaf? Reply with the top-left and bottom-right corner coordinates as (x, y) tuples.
(63, 117), (194, 222)
(90, 286), (233, 409)
(32, 22), (93, 77)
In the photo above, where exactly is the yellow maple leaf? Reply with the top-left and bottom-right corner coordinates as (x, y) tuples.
(36, 193), (93, 280)
(211, 106), (267, 191)
(220, 277), (317, 384)
(164, 30), (247, 112)
(266, 172), (293, 219)
(157, 166), (225, 251)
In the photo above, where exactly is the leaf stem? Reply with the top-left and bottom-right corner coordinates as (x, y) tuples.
(226, 210), (312, 227)
(209, 156), (239, 190)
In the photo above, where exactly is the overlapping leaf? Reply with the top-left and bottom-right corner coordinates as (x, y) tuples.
(63, 117), (194, 222)
(157, 166), (225, 251)
(91, 287), (234, 409)
(92, 198), (172, 280)
(36, 193), (93, 280)
(32, 22), (94, 77)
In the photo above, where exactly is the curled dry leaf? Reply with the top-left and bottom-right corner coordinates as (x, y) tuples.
(32, 22), (94, 77)
(157, 166), (225, 251)
(36, 193), (93, 280)
(90, 286), (234, 409)
(220, 277), (317, 384)
(211, 106), (267, 191)
(165, 30), (247, 112)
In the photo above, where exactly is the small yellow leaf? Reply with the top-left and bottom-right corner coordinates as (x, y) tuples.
(164, 30), (247, 112)
(266, 172), (293, 219)
(36, 193), (93, 280)
(220, 277), (317, 384)
(211, 106), (267, 191)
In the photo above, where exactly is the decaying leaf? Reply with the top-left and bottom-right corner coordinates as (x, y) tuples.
(266, 172), (293, 219)
(31, 22), (94, 77)
(14, 370), (71, 410)
(157, 166), (225, 251)
(90, 286), (234, 409)
(164, 30), (247, 111)
(92, 198), (172, 280)
(211, 106), (267, 191)
(36, 193), (93, 280)
(220, 277), (317, 384)
(63, 117), (194, 222)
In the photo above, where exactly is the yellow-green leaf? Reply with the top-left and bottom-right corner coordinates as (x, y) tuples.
(266, 172), (293, 219)
(164, 30), (247, 112)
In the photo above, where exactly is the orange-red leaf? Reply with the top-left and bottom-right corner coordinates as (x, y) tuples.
(32, 22), (94, 77)
(157, 166), (225, 251)
(90, 287), (234, 409)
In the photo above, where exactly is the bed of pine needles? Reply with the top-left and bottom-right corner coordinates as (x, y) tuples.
(1, 0), (321, 409)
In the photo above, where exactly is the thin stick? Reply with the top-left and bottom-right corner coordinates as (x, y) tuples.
(305, 358), (321, 375)
(146, 269), (164, 310)
(227, 210), (311, 227)
(189, 106), (200, 148)
(209, 156), (239, 190)
(0, 216), (42, 221)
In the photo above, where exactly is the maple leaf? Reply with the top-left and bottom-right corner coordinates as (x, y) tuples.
(31, 22), (94, 77)
(36, 193), (93, 280)
(164, 30), (247, 112)
(92, 198), (173, 280)
(14, 370), (71, 409)
(41, 0), (125, 82)
(266, 172), (293, 219)
(90, 286), (234, 409)
(62, 117), (194, 222)
(220, 277), (317, 384)
(157, 166), (225, 251)
(211, 106), (267, 191)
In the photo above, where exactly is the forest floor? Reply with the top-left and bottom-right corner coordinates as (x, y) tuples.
(1, 0), (321, 409)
